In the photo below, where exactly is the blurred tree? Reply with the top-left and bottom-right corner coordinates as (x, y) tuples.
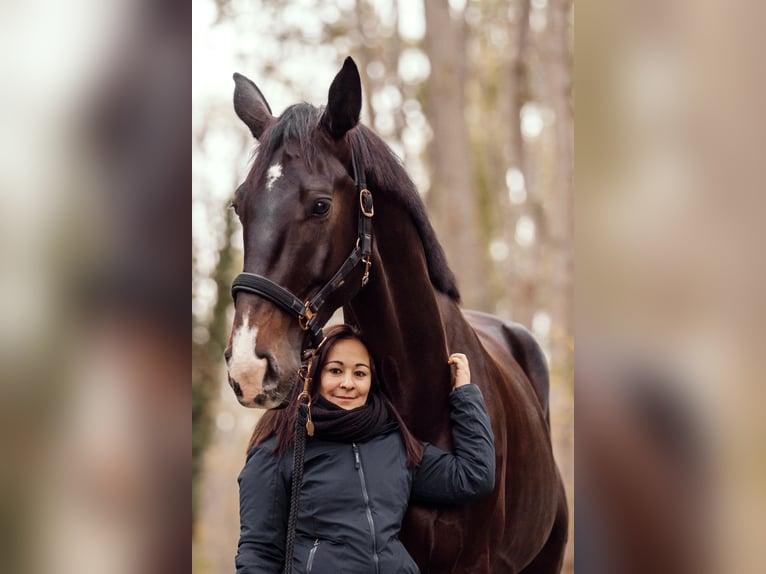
(423, 0), (490, 310)
(544, 0), (574, 381)
(504, 0), (542, 329)
(192, 208), (237, 528)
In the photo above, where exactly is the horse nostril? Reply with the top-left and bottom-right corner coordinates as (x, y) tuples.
(262, 354), (279, 389)
(224, 347), (232, 365)
(228, 377), (243, 398)
(251, 350), (277, 382)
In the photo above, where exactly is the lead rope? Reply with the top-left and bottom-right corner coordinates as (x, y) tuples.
(283, 402), (307, 574)
(282, 345), (322, 574)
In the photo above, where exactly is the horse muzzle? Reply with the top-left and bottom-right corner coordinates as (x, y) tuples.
(225, 343), (296, 408)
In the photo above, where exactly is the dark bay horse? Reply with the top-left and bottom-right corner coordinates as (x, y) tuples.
(224, 57), (568, 573)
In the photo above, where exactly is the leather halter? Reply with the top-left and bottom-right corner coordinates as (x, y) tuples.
(230, 146), (373, 348)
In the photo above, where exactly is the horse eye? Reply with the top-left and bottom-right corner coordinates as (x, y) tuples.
(312, 199), (332, 216)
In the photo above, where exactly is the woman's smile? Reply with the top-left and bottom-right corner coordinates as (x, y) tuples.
(319, 338), (372, 409)
(332, 395), (359, 405)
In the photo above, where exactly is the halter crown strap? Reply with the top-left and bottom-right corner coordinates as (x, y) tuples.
(230, 145), (373, 347)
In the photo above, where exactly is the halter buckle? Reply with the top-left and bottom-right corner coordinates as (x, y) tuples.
(298, 303), (316, 331)
(359, 189), (374, 218)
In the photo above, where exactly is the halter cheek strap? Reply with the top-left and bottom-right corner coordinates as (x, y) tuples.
(230, 147), (373, 348)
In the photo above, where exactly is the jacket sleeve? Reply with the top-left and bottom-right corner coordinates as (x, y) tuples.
(235, 442), (289, 573)
(411, 384), (496, 503)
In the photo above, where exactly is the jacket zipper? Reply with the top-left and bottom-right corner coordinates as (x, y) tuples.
(306, 538), (320, 573)
(353, 443), (380, 574)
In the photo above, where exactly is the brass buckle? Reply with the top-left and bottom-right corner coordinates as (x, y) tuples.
(297, 390), (314, 435)
(297, 354), (315, 436)
(359, 189), (374, 218)
(361, 255), (371, 286)
(298, 303), (315, 331)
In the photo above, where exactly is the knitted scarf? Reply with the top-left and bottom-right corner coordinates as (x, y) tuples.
(310, 391), (398, 443)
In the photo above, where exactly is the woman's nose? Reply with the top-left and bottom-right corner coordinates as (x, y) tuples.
(339, 373), (354, 388)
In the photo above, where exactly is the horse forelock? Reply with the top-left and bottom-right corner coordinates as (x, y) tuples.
(351, 126), (461, 303)
(249, 103), (325, 183)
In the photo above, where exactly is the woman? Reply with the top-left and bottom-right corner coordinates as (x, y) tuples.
(236, 324), (495, 573)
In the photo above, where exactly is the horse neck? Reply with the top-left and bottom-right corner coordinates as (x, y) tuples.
(345, 199), (462, 441)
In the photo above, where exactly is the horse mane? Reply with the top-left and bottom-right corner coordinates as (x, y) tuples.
(251, 103), (461, 302)
(350, 125), (460, 302)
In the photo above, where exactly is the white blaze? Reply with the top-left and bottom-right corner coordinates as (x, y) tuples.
(227, 317), (268, 395)
(265, 163), (283, 190)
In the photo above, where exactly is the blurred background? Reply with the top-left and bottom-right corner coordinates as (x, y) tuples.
(1, 1), (190, 573)
(0, 0), (763, 572)
(192, 0), (573, 572)
(576, 0), (766, 573)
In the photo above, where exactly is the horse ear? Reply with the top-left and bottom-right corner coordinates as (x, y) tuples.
(321, 57), (362, 140)
(233, 73), (274, 140)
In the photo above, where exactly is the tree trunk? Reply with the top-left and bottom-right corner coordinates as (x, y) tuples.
(506, 0), (539, 328)
(423, 0), (488, 310)
(544, 0), (574, 378)
(354, 0), (377, 129)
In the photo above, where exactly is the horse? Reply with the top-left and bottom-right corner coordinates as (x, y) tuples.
(224, 57), (568, 573)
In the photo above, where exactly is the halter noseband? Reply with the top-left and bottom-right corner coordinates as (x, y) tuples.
(230, 146), (373, 347)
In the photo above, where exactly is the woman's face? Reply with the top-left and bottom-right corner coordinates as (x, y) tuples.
(319, 338), (372, 410)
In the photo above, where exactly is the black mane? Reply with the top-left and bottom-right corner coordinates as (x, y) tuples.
(351, 126), (460, 302)
(251, 104), (460, 302)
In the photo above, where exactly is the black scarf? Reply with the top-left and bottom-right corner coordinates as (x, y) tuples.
(310, 391), (398, 443)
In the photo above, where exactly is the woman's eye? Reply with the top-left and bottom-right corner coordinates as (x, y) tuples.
(312, 199), (331, 216)
(355, 371), (368, 378)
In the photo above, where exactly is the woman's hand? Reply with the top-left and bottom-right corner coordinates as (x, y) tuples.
(448, 353), (471, 389)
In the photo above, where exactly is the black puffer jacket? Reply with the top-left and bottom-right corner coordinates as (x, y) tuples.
(236, 384), (495, 574)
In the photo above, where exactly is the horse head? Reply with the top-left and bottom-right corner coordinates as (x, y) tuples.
(225, 58), (370, 408)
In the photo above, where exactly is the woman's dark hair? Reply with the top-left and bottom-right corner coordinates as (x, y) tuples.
(247, 324), (424, 467)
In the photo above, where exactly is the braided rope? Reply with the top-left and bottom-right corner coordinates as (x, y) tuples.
(282, 402), (308, 574)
